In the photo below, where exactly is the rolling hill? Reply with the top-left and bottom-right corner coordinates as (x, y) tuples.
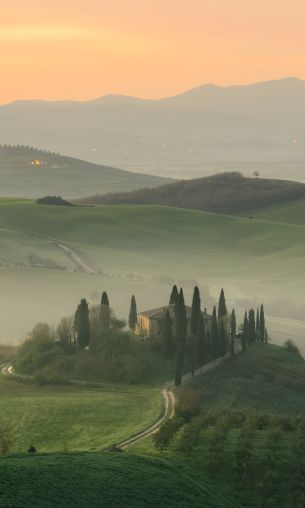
(0, 382), (161, 452)
(0, 452), (238, 508)
(1, 199), (305, 350)
(0, 146), (171, 199)
(189, 344), (305, 414)
(132, 344), (305, 508)
(1, 78), (305, 181)
(241, 196), (305, 226)
(78, 172), (305, 214)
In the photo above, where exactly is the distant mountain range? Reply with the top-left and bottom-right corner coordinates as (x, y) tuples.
(1, 78), (305, 182)
(0, 146), (171, 199)
(78, 172), (305, 215)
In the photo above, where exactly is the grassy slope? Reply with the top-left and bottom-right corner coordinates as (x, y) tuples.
(0, 381), (161, 452)
(1, 199), (305, 347)
(189, 344), (305, 414)
(243, 196), (305, 225)
(0, 147), (171, 199)
(0, 452), (238, 508)
(132, 345), (305, 508)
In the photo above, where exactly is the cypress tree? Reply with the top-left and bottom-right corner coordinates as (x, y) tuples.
(211, 306), (219, 359)
(248, 309), (256, 344)
(175, 288), (187, 344)
(100, 291), (110, 331)
(169, 285), (179, 305)
(75, 298), (90, 349)
(174, 288), (187, 375)
(256, 308), (260, 341)
(260, 305), (265, 343)
(191, 287), (201, 335)
(242, 311), (249, 351)
(190, 286), (201, 376)
(175, 343), (183, 386)
(219, 320), (226, 357)
(218, 288), (228, 320)
(230, 309), (236, 356)
(206, 329), (211, 362)
(129, 295), (138, 331)
(161, 310), (175, 362)
(196, 315), (207, 368)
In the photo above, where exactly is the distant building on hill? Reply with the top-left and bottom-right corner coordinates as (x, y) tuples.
(135, 304), (213, 339)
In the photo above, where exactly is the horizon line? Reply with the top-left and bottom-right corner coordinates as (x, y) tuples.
(1, 76), (303, 107)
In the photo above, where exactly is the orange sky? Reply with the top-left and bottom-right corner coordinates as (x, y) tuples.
(0, 0), (305, 103)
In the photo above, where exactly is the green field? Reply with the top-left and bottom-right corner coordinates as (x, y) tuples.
(0, 381), (161, 452)
(0, 452), (238, 508)
(0, 198), (305, 349)
(243, 196), (305, 225)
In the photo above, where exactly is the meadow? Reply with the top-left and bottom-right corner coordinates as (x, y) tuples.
(0, 198), (305, 350)
(0, 452), (237, 508)
(0, 381), (162, 452)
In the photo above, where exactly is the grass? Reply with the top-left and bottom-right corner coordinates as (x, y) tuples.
(0, 452), (238, 508)
(242, 196), (305, 225)
(0, 381), (162, 452)
(1, 199), (305, 350)
(188, 344), (305, 414)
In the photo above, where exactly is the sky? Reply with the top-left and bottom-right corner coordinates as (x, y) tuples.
(0, 0), (305, 103)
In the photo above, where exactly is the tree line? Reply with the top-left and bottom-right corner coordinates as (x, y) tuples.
(157, 285), (267, 386)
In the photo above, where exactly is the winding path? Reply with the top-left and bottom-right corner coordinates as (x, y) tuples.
(118, 354), (230, 449)
(1, 355), (230, 450)
(46, 239), (96, 274)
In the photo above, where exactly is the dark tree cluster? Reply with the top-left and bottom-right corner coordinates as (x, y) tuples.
(163, 286), (233, 386)
(242, 305), (267, 350)
(82, 172), (305, 215)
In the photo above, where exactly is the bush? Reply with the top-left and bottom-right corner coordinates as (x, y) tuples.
(283, 339), (300, 355)
(153, 417), (184, 452)
(15, 323), (61, 374)
(176, 389), (201, 422)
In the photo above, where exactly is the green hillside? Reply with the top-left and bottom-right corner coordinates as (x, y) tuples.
(80, 172), (305, 214)
(0, 146), (171, 199)
(189, 344), (305, 414)
(0, 452), (238, 508)
(242, 196), (305, 225)
(0, 381), (161, 452)
(131, 344), (305, 508)
(1, 199), (305, 349)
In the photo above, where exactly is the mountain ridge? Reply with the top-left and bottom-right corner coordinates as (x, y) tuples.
(1, 77), (305, 181)
(2, 77), (304, 106)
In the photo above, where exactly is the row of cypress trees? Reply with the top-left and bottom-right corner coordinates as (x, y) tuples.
(242, 305), (266, 350)
(163, 285), (266, 386)
(164, 285), (232, 386)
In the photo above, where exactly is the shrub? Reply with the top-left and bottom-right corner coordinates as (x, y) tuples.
(283, 339), (300, 355)
(153, 417), (184, 453)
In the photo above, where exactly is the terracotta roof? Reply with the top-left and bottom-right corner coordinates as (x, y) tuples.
(139, 304), (212, 320)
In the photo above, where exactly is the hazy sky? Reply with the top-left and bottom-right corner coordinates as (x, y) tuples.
(0, 0), (304, 102)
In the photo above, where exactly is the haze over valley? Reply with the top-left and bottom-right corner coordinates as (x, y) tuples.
(1, 78), (305, 182)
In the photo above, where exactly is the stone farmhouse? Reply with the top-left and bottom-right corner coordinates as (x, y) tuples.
(135, 304), (213, 339)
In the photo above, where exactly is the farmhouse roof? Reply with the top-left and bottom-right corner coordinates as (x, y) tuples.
(139, 304), (212, 321)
